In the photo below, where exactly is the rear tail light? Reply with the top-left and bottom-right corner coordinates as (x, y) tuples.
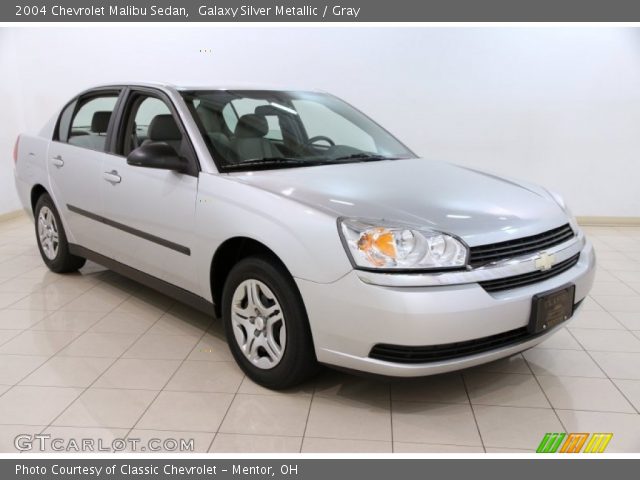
(12, 136), (20, 166)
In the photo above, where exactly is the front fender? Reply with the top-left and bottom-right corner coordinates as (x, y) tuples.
(193, 173), (353, 298)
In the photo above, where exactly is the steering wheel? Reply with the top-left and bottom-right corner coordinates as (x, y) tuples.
(306, 135), (335, 147)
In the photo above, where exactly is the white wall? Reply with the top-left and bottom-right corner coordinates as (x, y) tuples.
(0, 29), (27, 215)
(1, 27), (639, 217)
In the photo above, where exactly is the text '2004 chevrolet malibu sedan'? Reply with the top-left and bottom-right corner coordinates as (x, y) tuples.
(13, 83), (595, 389)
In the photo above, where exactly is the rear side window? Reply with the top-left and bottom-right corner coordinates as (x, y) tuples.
(66, 94), (119, 152)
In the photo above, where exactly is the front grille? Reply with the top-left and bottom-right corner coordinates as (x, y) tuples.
(469, 224), (575, 268)
(479, 253), (580, 293)
(370, 298), (584, 364)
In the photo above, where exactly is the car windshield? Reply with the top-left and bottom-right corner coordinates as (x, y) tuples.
(181, 90), (416, 171)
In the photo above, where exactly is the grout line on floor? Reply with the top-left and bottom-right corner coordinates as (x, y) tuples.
(522, 354), (569, 433)
(461, 373), (487, 453)
(123, 317), (219, 447)
(298, 380), (317, 454)
(42, 292), (174, 435)
(0, 315), (108, 400)
(388, 382), (395, 454)
(203, 336), (244, 453)
(564, 327), (640, 415)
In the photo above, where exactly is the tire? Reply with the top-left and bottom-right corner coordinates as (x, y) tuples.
(34, 193), (86, 273)
(222, 255), (318, 389)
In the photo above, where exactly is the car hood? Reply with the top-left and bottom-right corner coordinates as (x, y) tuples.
(227, 158), (569, 247)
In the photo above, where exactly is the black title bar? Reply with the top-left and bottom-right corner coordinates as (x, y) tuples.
(4, 458), (640, 480)
(5, 0), (640, 22)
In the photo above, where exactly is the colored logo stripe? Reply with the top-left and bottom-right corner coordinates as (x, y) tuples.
(537, 433), (613, 453)
(536, 433), (566, 453)
(583, 433), (613, 453)
(560, 433), (589, 453)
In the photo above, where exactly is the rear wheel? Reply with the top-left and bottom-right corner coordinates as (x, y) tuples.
(34, 194), (86, 273)
(222, 255), (318, 389)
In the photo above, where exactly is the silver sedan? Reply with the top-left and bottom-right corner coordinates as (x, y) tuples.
(13, 83), (595, 388)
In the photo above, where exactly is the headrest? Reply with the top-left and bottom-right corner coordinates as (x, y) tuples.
(148, 114), (182, 141)
(234, 114), (268, 138)
(196, 105), (223, 133)
(254, 105), (280, 116)
(91, 111), (111, 133)
(255, 104), (296, 117)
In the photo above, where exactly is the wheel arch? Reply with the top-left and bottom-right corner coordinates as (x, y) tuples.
(30, 184), (49, 212)
(210, 236), (295, 318)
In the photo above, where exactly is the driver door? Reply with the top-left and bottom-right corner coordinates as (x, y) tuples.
(100, 88), (200, 293)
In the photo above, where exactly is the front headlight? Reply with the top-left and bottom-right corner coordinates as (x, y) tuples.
(338, 218), (468, 270)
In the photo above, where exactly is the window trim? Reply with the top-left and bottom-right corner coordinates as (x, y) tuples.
(54, 99), (77, 143)
(52, 87), (124, 154)
(181, 93), (228, 172)
(110, 86), (201, 177)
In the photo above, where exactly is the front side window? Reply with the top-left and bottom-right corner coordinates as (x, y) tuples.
(119, 93), (203, 170)
(121, 95), (184, 156)
(67, 94), (118, 152)
(182, 90), (415, 171)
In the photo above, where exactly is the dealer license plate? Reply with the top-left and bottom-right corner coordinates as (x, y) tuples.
(528, 284), (576, 334)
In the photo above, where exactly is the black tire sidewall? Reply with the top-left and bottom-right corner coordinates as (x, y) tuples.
(34, 194), (84, 273)
(222, 256), (317, 389)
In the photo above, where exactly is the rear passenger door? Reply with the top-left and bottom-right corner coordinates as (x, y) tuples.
(48, 89), (122, 255)
(100, 88), (200, 292)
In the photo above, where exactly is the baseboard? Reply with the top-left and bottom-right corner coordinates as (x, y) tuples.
(0, 210), (25, 223)
(577, 216), (640, 227)
(2, 208), (636, 228)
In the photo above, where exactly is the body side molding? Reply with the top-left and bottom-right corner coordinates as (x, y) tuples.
(67, 204), (191, 255)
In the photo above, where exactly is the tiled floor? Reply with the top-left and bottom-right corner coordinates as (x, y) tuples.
(1, 215), (640, 453)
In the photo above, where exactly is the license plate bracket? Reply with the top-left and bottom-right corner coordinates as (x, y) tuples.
(528, 284), (576, 334)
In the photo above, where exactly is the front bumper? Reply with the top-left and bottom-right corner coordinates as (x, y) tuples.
(296, 240), (595, 377)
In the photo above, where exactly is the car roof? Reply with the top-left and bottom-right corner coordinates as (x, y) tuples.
(86, 82), (321, 92)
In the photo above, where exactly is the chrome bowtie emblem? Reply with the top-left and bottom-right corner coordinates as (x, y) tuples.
(535, 252), (556, 271)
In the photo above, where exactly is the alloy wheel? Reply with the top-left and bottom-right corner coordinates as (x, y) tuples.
(230, 279), (287, 369)
(37, 206), (59, 260)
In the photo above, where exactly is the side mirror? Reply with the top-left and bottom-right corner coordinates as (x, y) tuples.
(127, 142), (188, 173)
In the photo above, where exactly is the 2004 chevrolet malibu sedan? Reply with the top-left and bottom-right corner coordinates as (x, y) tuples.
(13, 83), (595, 388)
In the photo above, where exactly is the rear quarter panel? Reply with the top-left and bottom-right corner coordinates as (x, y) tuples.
(14, 134), (52, 219)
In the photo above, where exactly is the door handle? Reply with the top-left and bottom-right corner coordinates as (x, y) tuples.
(103, 170), (122, 184)
(51, 155), (64, 167)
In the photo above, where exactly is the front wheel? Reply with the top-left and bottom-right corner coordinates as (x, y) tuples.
(34, 193), (86, 273)
(222, 256), (318, 389)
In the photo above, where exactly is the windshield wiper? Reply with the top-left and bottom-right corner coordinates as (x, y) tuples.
(222, 154), (409, 171)
(331, 153), (406, 162)
(222, 157), (330, 171)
